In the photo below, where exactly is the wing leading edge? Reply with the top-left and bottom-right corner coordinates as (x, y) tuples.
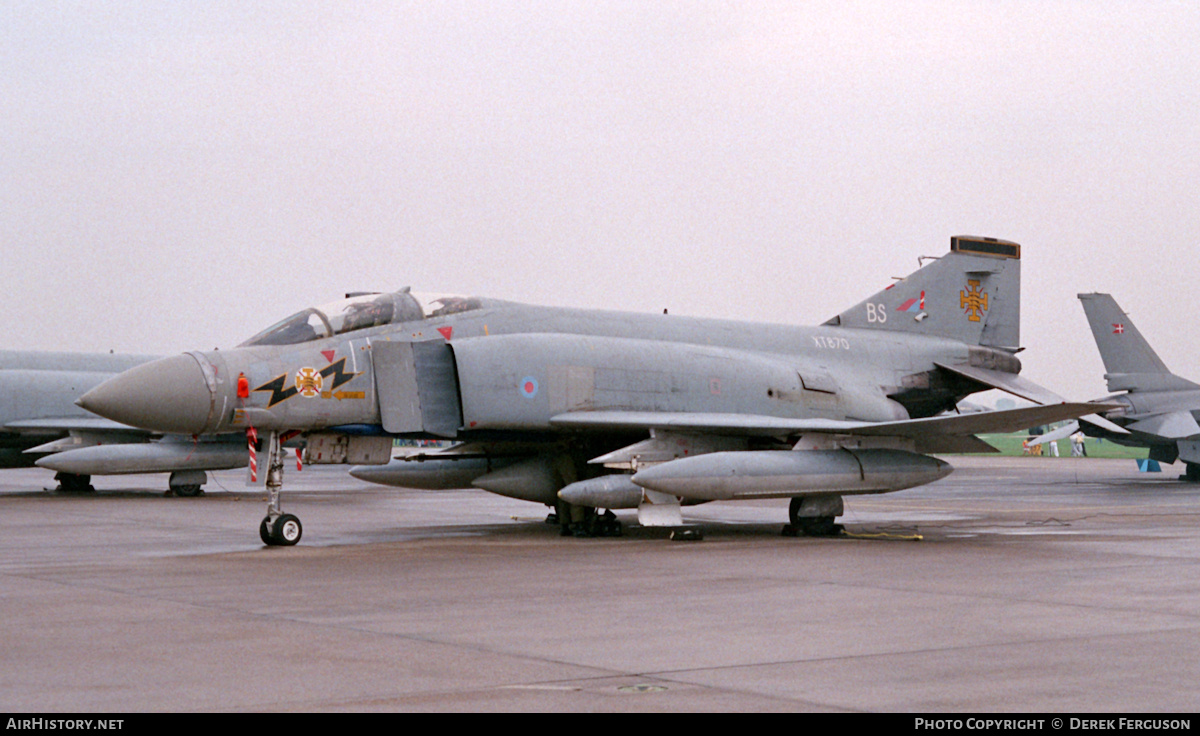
(550, 402), (1114, 453)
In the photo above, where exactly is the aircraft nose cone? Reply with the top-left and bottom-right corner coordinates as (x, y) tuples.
(79, 354), (215, 434)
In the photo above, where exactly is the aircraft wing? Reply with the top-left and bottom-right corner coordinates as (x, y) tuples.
(408, 441), (557, 457)
(844, 403), (1113, 438)
(551, 402), (1112, 452)
(552, 411), (865, 435)
(4, 417), (152, 435)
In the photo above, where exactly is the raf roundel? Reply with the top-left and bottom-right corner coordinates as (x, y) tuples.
(519, 376), (539, 399)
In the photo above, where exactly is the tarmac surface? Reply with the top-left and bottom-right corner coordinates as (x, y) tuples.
(2, 455), (1200, 712)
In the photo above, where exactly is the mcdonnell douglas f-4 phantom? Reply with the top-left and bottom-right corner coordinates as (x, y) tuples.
(80, 236), (1106, 545)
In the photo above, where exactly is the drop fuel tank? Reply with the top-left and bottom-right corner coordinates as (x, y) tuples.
(631, 449), (951, 502)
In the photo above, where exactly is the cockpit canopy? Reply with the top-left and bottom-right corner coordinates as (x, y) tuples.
(240, 288), (487, 347)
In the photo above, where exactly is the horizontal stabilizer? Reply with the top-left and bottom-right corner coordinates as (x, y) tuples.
(1081, 414), (1129, 435)
(935, 361), (1128, 435)
(934, 362), (1063, 405)
(1127, 411), (1200, 439)
(1104, 373), (1199, 393)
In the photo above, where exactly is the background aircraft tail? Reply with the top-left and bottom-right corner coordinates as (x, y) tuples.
(1078, 292), (1198, 393)
(825, 236), (1021, 351)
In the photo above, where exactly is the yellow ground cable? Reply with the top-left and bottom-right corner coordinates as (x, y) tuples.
(841, 530), (924, 541)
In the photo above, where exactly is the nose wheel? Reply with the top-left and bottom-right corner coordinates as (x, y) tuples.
(258, 429), (304, 547)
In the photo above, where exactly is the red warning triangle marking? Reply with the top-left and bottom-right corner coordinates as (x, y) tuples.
(321, 350), (336, 363)
(437, 326), (453, 341)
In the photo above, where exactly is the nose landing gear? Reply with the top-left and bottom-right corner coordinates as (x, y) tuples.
(259, 430), (303, 547)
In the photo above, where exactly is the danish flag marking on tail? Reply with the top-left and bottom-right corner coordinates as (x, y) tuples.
(1113, 324), (1125, 334)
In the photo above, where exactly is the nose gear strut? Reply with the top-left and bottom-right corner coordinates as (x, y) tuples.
(259, 429), (303, 546)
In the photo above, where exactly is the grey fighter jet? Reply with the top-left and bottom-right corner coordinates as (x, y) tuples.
(1, 350), (247, 494)
(1033, 293), (1200, 479)
(79, 236), (1107, 545)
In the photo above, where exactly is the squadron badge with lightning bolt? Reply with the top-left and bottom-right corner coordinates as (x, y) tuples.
(254, 357), (364, 407)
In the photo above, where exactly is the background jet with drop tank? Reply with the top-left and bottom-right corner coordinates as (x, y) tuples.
(0, 350), (248, 494)
(80, 236), (1107, 545)
(1031, 293), (1200, 479)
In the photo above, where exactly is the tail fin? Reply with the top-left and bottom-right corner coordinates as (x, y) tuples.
(1078, 293), (1198, 393)
(824, 236), (1021, 350)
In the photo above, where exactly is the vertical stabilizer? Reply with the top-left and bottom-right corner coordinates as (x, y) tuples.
(1078, 293), (1197, 393)
(825, 236), (1021, 350)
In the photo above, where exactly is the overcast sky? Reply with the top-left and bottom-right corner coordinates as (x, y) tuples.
(3, 1), (1199, 401)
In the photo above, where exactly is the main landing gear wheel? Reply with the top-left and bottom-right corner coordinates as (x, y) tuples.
(168, 471), (207, 497)
(574, 509), (622, 537)
(791, 517), (841, 537)
(595, 509), (622, 537)
(560, 504), (623, 537)
(54, 472), (94, 493)
(260, 514), (303, 546)
(786, 496), (844, 537)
